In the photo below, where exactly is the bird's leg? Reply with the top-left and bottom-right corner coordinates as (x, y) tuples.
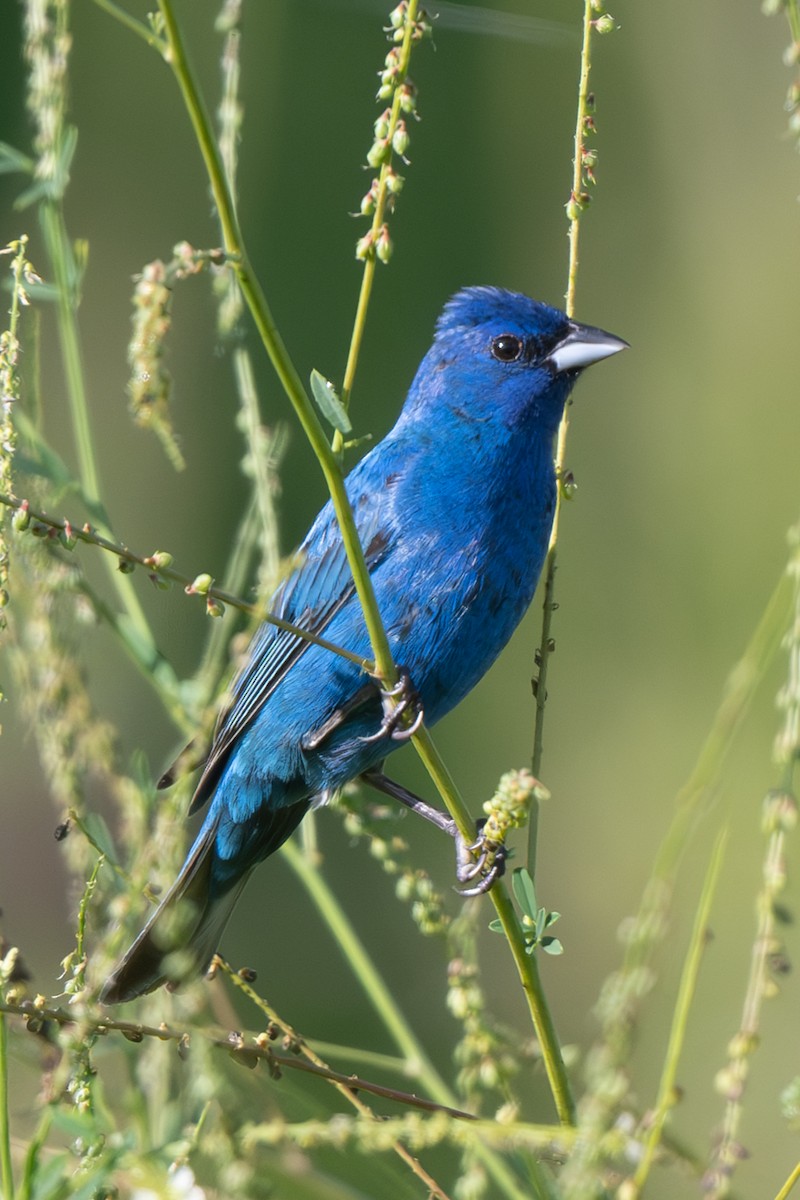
(361, 767), (457, 835)
(360, 768), (506, 895)
(358, 666), (424, 745)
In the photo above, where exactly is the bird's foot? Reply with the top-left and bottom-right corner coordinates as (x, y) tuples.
(455, 818), (507, 896)
(359, 666), (424, 744)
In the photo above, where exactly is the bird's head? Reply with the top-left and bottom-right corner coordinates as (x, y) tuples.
(403, 286), (627, 437)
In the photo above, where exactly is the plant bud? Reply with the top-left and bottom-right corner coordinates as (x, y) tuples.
(373, 109), (391, 140)
(392, 120), (410, 157)
(367, 137), (391, 168)
(11, 503), (30, 532)
(376, 226), (393, 263)
(186, 573), (213, 595)
(594, 13), (616, 33)
(385, 168), (405, 194)
(355, 231), (374, 261)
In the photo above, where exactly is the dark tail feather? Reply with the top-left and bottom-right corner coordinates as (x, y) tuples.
(100, 824), (248, 1005)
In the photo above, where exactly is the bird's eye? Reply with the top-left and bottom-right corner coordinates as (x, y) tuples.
(490, 334), (523, 363)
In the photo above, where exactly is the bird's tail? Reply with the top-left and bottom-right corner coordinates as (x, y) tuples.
(100, 822), (248, 1005)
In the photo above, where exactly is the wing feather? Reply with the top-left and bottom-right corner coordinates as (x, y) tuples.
(187, 491), (393, 816)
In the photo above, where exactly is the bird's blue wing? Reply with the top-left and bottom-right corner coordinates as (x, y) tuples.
(187, 489), (393, 816)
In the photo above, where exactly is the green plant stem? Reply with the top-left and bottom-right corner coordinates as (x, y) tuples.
(218, 963), (455, 1200)
(706, 543), (800, 1198)
(39, 202), (160, 659)
(281, 840), (448, 1091)
(306, 1041), (414, 1076)
(0, 1013), (14, 1200)
(490, 886), (575, 1121)
(563, 561), (795, 1190)
(411, 726), (575, 1124)
(0, 493), (368, 673)
(646, 567), (792, 893)
(775, 1161), (800, 1200)
(157, 0), (398, 699)
(631, 827), (728, 1194)
(564, 0), (594, 321)
(530, 555), (558, 823)
(529, 0), (596, 851)
(90, 0), (166, 49)
(282, 840), (541, 1200)
(335, 0), (419, 434)
(18, 1108), (52, 1200)
(233, 349), (278, 576)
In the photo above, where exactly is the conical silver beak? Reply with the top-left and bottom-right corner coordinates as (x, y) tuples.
(546, 320), (629, 375)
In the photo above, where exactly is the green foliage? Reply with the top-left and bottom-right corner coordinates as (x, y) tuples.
(488, 869), (563, 957)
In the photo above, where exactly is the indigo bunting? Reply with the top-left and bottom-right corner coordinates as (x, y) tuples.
(101, 286), (626, 1004)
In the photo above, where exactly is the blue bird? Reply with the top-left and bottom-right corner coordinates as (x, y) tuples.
(101, 286), (626, 1004)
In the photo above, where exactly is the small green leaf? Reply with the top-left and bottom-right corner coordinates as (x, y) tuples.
(0, 141), (34, 176)
(511, 866), (538, 919)
(310, 369), (351, 434)
(487, 918), (504, 933)
(542, 937), (563, 955)
(15, 176), (55, 211)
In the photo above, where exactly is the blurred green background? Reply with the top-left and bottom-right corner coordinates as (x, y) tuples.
(2, 1), (799, 1194)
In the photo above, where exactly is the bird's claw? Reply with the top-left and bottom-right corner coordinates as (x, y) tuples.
(455, 818), (507, 897)
(359, 666), (424, 744)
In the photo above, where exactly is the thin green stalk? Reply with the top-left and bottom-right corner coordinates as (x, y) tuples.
(336, 0), (420, 430)
(233, 349), (280, 576)
(705, 535), (800, 1197)
(411, 725), (575, 1125)
(646, 566), (792, 894)
(89, 0), (166, 50)
(0, 493), (369, 673)
(489, 887), (575, 1125)
(631, 827), (728, 1194)
(157, 0), (398, 696)
(17, 1108), (52, 1200)
(282, 839), (543, 1200)
(282, 839), (445, 1087)
(219, 963), (456, 1200)
(561, 561), (794, 1193)
(306, 1042), (414, 1076)
(530, 555), (558, 821)
(39, 203), (159, 657)
(193, 496), (268, 705)
(0, 1013), (14, 1200)
(775, 1161), (800, 1200)
(564, 0), (595, 321)
(530, 0), (596, 828)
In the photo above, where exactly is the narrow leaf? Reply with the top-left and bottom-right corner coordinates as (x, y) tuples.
(0, 141), (34, 176)
(512, 866), (538, 919)
(310, 369), (352, 434)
